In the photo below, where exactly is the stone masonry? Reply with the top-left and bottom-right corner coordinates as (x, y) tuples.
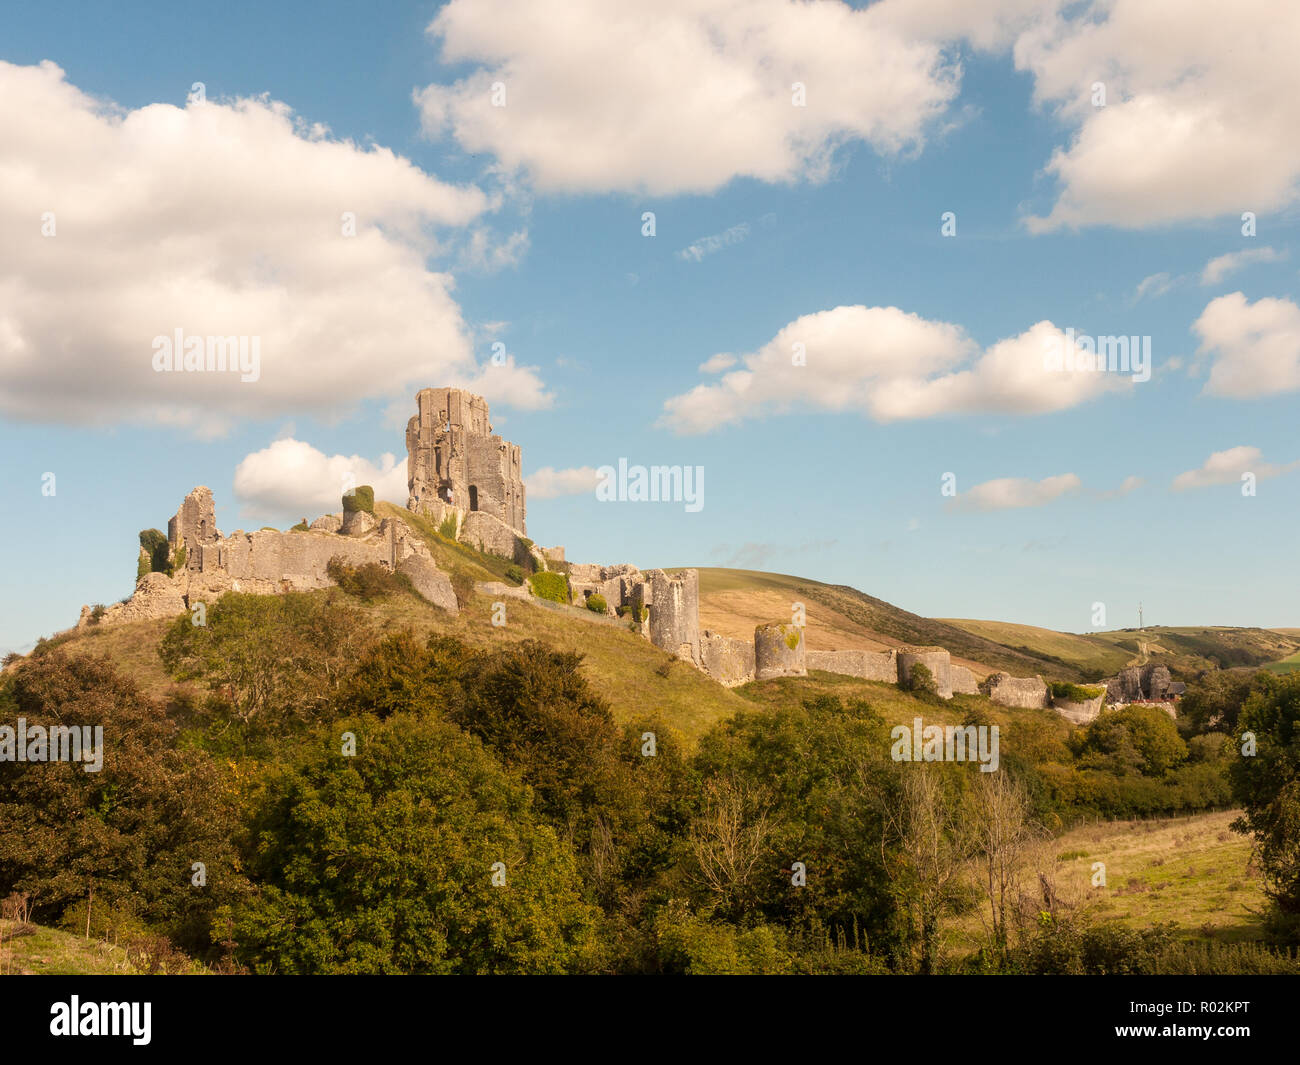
(406, 387), (526, 534)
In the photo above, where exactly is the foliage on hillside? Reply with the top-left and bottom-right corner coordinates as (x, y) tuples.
(4, 581), (1292, 973)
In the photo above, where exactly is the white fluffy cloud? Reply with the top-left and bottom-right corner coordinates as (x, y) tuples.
(232, 439), (409, 520)
(415, 0), (960, 195)
(659, 306), (1130, 434)
(1200, 247), (1287, 286)
(1171, 446), (1299, 491)
(1193, 293), (1300, 399)
(948, 473), (1082, 512)
(0, 61), (549, 435)
(1016, 0), (1300, 230)
(525, 465), (601, 499)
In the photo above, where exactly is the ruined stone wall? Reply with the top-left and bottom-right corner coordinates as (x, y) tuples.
(950, 664), (980, 695)
(84, 488), (458, 629)
(1052, 693), (1106, 725)
(806, 649), (898, 682)
(459, 511), (534, 568)
(701, 631), (756, 686)
(754, 623), (806, 680)
(983, 672), (1050, 709)
(1105, 663), (1173, 704)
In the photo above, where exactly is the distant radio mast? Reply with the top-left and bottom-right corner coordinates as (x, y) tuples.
(1139, 602), (1144, 629)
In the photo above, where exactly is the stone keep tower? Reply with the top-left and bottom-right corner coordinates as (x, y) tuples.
(406, 387), (527, 534)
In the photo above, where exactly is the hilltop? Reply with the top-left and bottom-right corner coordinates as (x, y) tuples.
(686, 567), (1300, 683)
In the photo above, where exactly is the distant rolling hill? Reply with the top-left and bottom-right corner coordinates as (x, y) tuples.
(691, 567), (1300, 683)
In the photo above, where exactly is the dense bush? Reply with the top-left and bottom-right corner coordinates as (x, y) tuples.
(325, 558), (413, 601)
(450, 569), (476, 608)
(586, 593), (608, 613)
(138, 528), (170, 575)
(1073, 704), (1187, 776)
(1049, 682), (1106, 702)
(529, 571), (569, 604)
(158, 591), (371, 745)
(342, 485), (374, 514)
(903, 662), (938, 697)
(504, 564), (524, 585)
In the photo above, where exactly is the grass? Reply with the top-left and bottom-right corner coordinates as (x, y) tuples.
(1261, 649), (1300, 674)
(690, 567), (1163, 682)
(0, 919), (140, 975)
(945, 809), (1268, 958)
(1052, 810), (1266, 941)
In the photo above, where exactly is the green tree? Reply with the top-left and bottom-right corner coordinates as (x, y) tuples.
(1180, 669), (1263, 736)
(0, 651), (241, 953)
(222, 712), (596, 973)
(1229, 673), (1300, 919)
(1075, 704), (1187, 776)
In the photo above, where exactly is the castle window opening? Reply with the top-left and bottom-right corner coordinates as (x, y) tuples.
(469, 485), (478, 511)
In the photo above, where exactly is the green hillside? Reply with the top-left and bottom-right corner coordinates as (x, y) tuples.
(674, 566), (1299, 684)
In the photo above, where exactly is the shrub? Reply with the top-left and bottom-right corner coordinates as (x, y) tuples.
(172, 545), (186, 573)
(904, 662), (938, 696)
(89, 604), (107, 624)
(139, 529), (169, 574)
(325, 558), (413, 602)
(290, 519), (309, 532)
(342, 485), (375, 514)
(438, 514), (457, 540)
(586, 593), (607, 613)
(505, 564), (525, 585)
(451, 569), (476, 609)
(136, 551), (150, 580)
(1050, 682), (1106, 702)
(529, 571), (569, 604)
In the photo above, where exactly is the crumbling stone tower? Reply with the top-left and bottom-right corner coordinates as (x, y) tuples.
(406, 387), (526, 533)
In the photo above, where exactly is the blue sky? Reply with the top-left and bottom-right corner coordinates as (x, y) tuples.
(2, 0), (1298, 655)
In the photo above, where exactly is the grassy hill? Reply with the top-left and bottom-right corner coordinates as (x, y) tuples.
(37, 537), (1300, 743)
(944, 809), (1267, 957)
(682, 566), (1300, 684)
(39, 519), (1080, 744)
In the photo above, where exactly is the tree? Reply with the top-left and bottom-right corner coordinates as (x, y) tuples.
(967, 771), (1047, 961)
(1180, 669), (1263, 736)
(882, 763), (971, 974)
(1075, 704), (1187, 776)
(0, 651), (240, 953)
(692, 695), (902, 949)
(222, 712), (596, 973)
(1229, 673), (1300, 921)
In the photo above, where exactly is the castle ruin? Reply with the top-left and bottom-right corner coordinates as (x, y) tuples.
(78, 385), (1162, 729)
(407, 387), (526, 534)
